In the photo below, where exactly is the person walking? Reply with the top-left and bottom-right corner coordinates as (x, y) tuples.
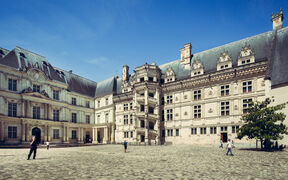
(27, 136), (38, 160)
(226, 139), (234, 156)
(46, 141), (50, 150)
(219, 139), (223, 148)
(123, 140), (127, 153)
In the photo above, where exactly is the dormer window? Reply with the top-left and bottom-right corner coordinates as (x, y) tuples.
(148, 77), (153, 82)
(19, 52), (26, 58)
(191, 58), (204, 77)
(165, 67), (175, 83)
(238, 45), (255, 66)
(140, 77), (144, 82)
(217, 51), (232, 71)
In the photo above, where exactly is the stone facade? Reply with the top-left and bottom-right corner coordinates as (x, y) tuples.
(0, 9), (288, 145)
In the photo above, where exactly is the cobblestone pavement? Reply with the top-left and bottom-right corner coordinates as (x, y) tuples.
(0, 145), (287, 180)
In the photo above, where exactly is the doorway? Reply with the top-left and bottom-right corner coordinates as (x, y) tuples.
(221, 133), (228, 143)
(32, 127), (41, 144)
(141, 135), (145, 142)
(86, 133), (90, 143)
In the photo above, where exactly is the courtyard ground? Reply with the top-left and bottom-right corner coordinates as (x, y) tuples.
(0, 144), (287, 179)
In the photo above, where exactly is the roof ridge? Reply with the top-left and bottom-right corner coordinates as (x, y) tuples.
(54, 67), (97, 84)
(15, 46), (46, 59)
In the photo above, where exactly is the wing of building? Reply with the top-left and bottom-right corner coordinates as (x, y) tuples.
(0, 9), (287, 145)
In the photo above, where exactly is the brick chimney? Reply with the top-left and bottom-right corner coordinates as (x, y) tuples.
(180, 43), (192, 69)
(272, 8), (284, 30)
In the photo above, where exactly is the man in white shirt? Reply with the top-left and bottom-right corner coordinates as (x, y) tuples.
(226, 139), (234, 156)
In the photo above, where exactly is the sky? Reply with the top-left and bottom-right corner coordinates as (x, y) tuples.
(0, 0), (287, 82)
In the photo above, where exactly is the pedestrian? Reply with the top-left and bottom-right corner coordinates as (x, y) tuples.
(123, 140), (127, 153)
(46, 141), (50, 150)
(219, 139), (223, 148)
(226, 139), (234, 156)
(27, 136), (38, 160)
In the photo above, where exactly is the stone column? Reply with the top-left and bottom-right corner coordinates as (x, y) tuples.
(81, 128), (84, 143)
(95, 128), (98, 143)
(62, 125), (66, 142)
(47, 125), (51, 141)
(66, 126), (69, 142)
(21, 100), (25, 118)
(43, 104), (47, 120)
(44, 125), (47, 142)
(21, 123), (26, 142)
(48, 104), (52, 120)
(104, 127), (107, 143)
(27, 101), (31, 118)
(27, 124), (31, 141)
(78, 127), (81, 142)
(111, 124), (115, 144)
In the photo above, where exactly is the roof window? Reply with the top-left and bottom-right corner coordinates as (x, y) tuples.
(0, 49), (4, 55)
(19, 52), (26, 58)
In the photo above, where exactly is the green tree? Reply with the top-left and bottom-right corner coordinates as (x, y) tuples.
(237, 98), (288, 150)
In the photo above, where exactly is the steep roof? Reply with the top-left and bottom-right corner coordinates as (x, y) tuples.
(95, 76), (118, 98)
(159, 60), (190, 80)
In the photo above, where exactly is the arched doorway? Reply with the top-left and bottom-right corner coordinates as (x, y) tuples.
(32, 127), (41, 144)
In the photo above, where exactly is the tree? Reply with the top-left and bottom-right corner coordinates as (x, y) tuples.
(237, 98), (288, 150)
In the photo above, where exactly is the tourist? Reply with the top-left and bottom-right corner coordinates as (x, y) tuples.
(123, 140), (127, 153)
(226, 139), (234, 156)
(46, 141), (50, 150)
(27, 136), (38, 160)
(219, 139), (223, 148)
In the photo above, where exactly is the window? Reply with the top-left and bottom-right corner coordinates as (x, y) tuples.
(221, 85), (229, 96)
(221, 126), (228, 131)
(72, 130), (77, 139)
(105, 113), (109, 123)
(130, 103), (133, 110)
(124, 115), (128, 125)
(140, 77), (145, 82)
(72, 98), (76, 105)
(243, 99), (253, 114)
(176, 129), (179, 136)
(33, 85), (40, 92)
(8, 103), (17, 117)
(210, 127), (217, 134)
(242, 59), (251, 65)
(200, 127), (206, 134)
(148, 107), (154, 114)
(166, 95), (173, 104)
(221, 102), (230, 116)
(148, 93), (154, 98)
(124, 104), (128, 111)
(167, 109), (173, 120)
(194, 90), (201, 100)
(124, 132), (129, 138)
(33, 106), (40, 119)
(243, 81), (252, 93)
(149, 122), (154, 130)
(98, 101), (100, 108)
(130, 131), (133, 138)
(191, 128), (197, 135)
(194, 105), (201, 118)
(161, 110), (165, 121)
(162, 130), (165, 137)
(53, 110), (60, 121)
(141, 120), (145, 128)
(161, 97), (165, 105)
(221, 64), (229, 69)
(72, 113), (77, 123)
(8, 79), (17, 91)
(86, 115), (90, 124)
(86, 101), (90, 108)
(140, 105), (145, 112)
(130, 114), (133, 124)
(53, 90), (59, 100)
(8, 126), (17, 138)
(148, 77), (153, 82)
(232, 126), (240, 133)
(53, 129), (60, 139)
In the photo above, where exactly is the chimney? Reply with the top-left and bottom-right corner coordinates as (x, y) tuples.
(122, 65), (129, 82)
(180, 43), (192, 68)
(272, 8), (284, 30)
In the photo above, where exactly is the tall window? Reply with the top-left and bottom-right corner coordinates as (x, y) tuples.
(72, 113), (77, 123)
(148, 77), (153, 82)
(124, 104), (128, 111)
(176, 129), (179, 136)
(194, 90), (201, 100)
(8, 126), (17, 138)
(221, 85), (229, 96)
(167, 109), (173, 120)
(8, 103), (17, 117)
(33, 106), (40, 119)
(53, 90), (59, 100)
(33, 85), (40, 92)
(200, 127), (206, 134)
(243, 81), (252, 93)
(161, 110), (165, 121)
(86, 101), (90, 108)
(53, 129), (60, 139)
(148, 107), (154, 114)
(105, 113), (109, 123)
(166, 95), (173, 104)
(86, 115), (90, 124)
(124, 132), (129, 138)
(130, 131), (133, 138)
(140, 105), (145, 112)
(149, 122), (154, 130)
(130, 114), (133, 124)
(105, 98), (109, 106)
(130, 103), (133, 110)
(221, 101), (230, 116)
(221, 126), (228, 131)
(210, 127), (217, 134)
(72, 97), (76, 105)
(53, 110), (60, 121)
(191, 128), (197, 135)
(124, 115), (128, 125)
(8, 79), (17, 91)
(243, 99), (253, 114)
(71, 130), (77, 139)
(232, 126), (240, 133)
(148, 93), (154, 98)
(141, 120), (145, 128)
(194, 105), (201, 118)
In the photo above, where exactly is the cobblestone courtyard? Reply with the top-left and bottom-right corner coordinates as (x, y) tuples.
(0, 145), (287, 179)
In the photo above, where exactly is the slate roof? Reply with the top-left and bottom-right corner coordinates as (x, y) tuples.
(95, 76), (118, 98)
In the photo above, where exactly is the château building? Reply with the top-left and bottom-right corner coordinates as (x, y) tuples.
(0, 9), (287, 145)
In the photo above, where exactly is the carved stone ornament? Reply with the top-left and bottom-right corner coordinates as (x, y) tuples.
(27, 69), (46, 82)
(175, 113), (179, 117)
(234, 105), (238, 110)
(239, 44), (255, 58)
(22, 87), (33, 93)
(209, 91), (213, 95)
(41, 90), (49, 98)
(166, 67), (175, 77)
(208, 108), (213, 113)
(218, 51), (231, 62)
(192, 58), (203, 70)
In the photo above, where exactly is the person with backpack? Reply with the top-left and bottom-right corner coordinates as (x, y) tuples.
(27, 136), (38, 160)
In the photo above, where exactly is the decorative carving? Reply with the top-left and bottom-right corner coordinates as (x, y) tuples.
(192, 58), (203, 70)
(234, 105), (238, 110)
(41, 90), (49, 98)
(239, 44), (255, 58)
(27, 69), (46, 82)
(209, 91), (213, 95)
(218, 51), (231, 62)
(166, 67), (175, 77)
(22, 87), (33, 93)
(208, 108), (213, 113)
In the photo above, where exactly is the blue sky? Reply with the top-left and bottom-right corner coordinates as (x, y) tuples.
(0, 0), (287, 82)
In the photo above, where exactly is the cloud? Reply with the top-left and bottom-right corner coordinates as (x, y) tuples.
(86, 57), (109, 65)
